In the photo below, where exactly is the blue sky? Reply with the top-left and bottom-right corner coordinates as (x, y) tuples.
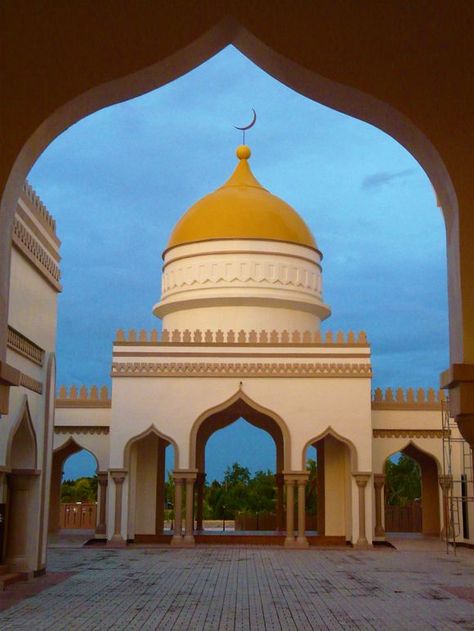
(28, 47), (448, 481)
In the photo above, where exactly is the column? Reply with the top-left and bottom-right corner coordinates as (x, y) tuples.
(275, 473), (284, 532)
(95, 471), (108, 537)
(439, 474), (453, 539)
(171, 476), (183, 545)
(316, 440), (325, 535)
(196, 472), (206, 532)
(373, 474), (385, 539)
(296, 476), (309, 547)
(184, 474), (197, 545)
(109, 470), (127, 545)
(155, 438), (166, 535)
(284, 477), (295, 546)
(5, 473), (37, 572)
(353, 473), (371, 547)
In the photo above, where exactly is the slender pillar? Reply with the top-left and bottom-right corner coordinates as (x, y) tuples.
(353, 473), (370, 547)
(184, 476), (196, 545)
(196, 472), (206, 531)
(284, 478), (295, 546)
(316, 440), (325, 535)
(275, 473), (284, 532)
(171, 477), (183, 545)
(439, 474), (453, 539)
(155, 439), (166, 535)
(373, 474), (385, 539)
(95, 471), (108, 537)
(296, 476), (309, 547)
(109, 470), (127, 546)
(5, 473), (37, 572)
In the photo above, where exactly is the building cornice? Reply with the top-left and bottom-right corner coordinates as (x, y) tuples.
(373, 429), (445, 439)
(22, 182), (58, 241)
(54, 425), (109, 435)
(12, 217), (62, 291)
(111, 361), (372, 378)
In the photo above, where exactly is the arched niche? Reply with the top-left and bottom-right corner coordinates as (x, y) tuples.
(302, 428), (356, 539)
(124, 426), (177, 541)
(7, 397), (37, 471)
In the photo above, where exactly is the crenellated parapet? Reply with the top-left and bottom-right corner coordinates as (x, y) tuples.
(56, 385), (111, 408)
(371, 387), (445, 410)
(22, 181), (57, 236)
(114, 328), (369, 346)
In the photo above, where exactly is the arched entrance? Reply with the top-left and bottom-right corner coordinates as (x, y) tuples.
(49, 439), (100, 535)
(2, 10), (471, 454)
(303, 431), (355, 543)
(4, 399), (39, 572)
(384, 444), (440, 537)
(194, 397), (286, 539)
(124, 427), (176, 543)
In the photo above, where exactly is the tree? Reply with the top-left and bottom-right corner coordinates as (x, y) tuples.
(305, 458), (318, 515)
(385, 454), (421, 506)
(61, 476), (98, 502)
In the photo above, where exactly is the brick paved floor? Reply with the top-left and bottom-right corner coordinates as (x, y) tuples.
(2, 545), (474, 630)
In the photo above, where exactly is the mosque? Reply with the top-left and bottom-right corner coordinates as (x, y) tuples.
(0, 144), (469, 578)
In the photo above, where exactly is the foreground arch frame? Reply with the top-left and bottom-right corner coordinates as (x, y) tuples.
(2, 7), (474, 440)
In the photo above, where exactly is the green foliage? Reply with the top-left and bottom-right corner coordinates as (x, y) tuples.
(305, 458), (318, 515)
(61, 476), (98, 502)
(385, 454), (421, 506)
(202, 463), (277, 519)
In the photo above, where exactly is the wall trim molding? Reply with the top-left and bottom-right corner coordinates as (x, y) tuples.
(111, 361), (372, 378)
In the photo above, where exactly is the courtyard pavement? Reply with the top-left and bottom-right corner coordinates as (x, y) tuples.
(1, 541), (474, 629)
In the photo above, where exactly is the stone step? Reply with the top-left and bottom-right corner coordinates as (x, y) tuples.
(0, 572), (26, 590)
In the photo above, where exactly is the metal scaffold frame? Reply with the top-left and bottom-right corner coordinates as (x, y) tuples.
(442, 396), (474, 554)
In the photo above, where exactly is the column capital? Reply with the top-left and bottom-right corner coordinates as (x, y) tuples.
(439, 474), (453, 491)
(173, 469), (198, 481)
(353, 472), (371, 487)
(283, 471), (309, 483)
(373, 473), (385, 489)
(109, 469), (127, 484)
(97, 471), (109, 485)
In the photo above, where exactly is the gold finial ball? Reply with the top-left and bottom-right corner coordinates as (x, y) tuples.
(236, 145), (251, 160)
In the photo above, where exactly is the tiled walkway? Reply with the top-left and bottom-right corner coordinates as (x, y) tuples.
(2, 544), (474, 629)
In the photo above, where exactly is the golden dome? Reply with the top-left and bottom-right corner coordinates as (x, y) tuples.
(166, 146), (317, 252)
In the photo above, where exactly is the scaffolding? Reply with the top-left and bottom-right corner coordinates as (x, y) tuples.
(442, 397), (474, 554)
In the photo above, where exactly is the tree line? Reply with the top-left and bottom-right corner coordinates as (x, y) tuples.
(61, 453), (421, 514)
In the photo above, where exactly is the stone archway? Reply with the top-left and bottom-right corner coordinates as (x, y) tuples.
(48, 438), (99, 535)
(384, 443), (440, 537)
(193, 396), (287, 536)
(4, 399), (39, 572)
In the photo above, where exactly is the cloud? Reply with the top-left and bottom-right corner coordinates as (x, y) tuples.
(361, 169), (414, 191)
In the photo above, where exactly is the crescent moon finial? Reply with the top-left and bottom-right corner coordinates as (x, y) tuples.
(234, 109), (257, 144)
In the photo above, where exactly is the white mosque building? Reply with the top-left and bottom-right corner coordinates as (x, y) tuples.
(0, 144), (467, 579)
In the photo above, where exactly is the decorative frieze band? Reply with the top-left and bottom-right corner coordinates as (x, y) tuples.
(7, 326), (45, 366)
(54, 425), (110, 435)
(56, 385), (111, 408)
(22, 182), (57, 236)
(111, 361), (372, 378)
(372, 387), (444, 410)
(373, 429), (445, 439)
(114, 328), (369, 347)
(19, 372), (43, 394)
(12, 218), (62, 291)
